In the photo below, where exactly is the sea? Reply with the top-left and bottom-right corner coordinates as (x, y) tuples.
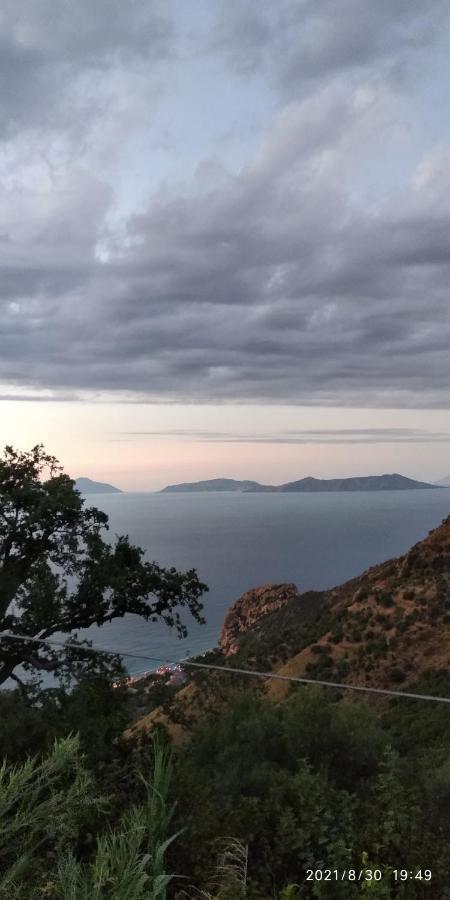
(77, 489), (450, 676)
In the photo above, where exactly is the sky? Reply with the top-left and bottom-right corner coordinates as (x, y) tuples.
(1, 0), (450, 489)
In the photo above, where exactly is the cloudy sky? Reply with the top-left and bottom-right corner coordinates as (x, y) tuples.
(1, 0), (450, 488)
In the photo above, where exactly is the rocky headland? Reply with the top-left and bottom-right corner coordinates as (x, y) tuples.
(219, 583), (300, 656)
(129, 515), (450, 738)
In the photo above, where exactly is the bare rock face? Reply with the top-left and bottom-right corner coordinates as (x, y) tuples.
(219, 583), (300, 656)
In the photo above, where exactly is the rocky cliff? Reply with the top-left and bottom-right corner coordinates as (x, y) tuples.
(219, 583), (300, 655)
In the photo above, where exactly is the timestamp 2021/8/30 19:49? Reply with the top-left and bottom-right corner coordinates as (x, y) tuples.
(305, 868), (432, 883)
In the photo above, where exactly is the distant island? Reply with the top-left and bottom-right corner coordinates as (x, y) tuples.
(436, 475), (450, 486)
(75, 477), (122, 494)
(160, 478), (261, 493)
(160, 473), (443, 493)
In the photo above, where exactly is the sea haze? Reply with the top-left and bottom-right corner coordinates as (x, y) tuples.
(79, 489), (450, 675)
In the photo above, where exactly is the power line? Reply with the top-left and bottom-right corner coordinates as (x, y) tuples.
(3, 631), (450, 705)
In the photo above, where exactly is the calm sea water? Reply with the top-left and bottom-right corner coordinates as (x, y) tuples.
(77, 489), (450, 675)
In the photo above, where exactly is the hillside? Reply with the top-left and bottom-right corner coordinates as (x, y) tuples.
(75, 477), (122, 494)
(159, 473), (441, 493)
(121, 517), (450, 896)
(130, 515), (450, 738)
(230, 514), (450, 700)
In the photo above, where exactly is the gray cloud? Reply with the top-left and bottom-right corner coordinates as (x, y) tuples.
(1, 154), (450, 406)
(0, 0), (172, 139)
(1, 3), (450, 409)
(211, 0), (450, 94)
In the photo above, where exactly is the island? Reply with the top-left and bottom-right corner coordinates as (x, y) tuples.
(245, 474), (442, 492)
(75, 477), (122, 494)
(160, 478), (262, 493)
(159, 473), (442, 493)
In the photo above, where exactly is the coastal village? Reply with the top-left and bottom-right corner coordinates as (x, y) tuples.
(113, 662), (187, 690)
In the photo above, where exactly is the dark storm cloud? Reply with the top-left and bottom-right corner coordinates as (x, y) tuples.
(1, 163), (450, 405)
(0, 2), (450, 408)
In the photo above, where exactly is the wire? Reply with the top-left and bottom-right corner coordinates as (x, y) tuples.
(3, 631), (450, 705)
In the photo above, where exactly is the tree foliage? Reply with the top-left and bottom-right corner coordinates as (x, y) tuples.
(0, 445), (207, 687)
(170, 686), (450, 898)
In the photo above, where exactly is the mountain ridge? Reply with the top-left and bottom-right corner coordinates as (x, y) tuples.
(160, 473), (443, 493)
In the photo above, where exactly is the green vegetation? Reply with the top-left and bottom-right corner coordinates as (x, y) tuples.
(2, 681), (450, 898)
(0, 735), (179, 899)
(1, 446), (450, 897)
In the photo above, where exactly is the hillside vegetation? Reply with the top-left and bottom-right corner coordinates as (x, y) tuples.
(251, 514), (450, 699)
(118, 519), (450, 897)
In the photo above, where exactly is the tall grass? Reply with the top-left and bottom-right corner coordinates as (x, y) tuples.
(0, 735), (179, 899)
(55, 736), (180, 899)
(178, 838), (248, 900)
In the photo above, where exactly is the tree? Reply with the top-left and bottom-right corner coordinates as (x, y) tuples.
(0, 445), (207, 689)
